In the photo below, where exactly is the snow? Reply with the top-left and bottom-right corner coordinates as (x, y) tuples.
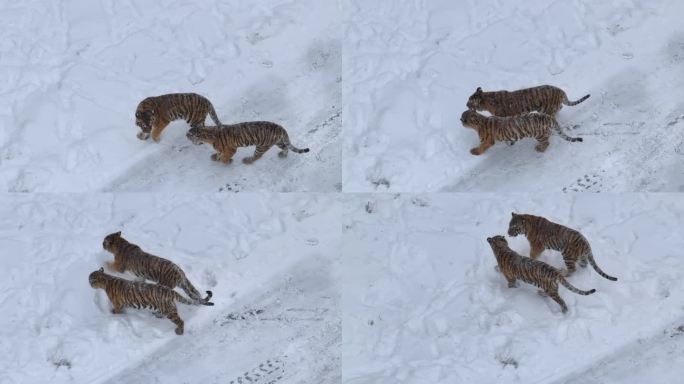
(0, 0), (341, 193)
(0, 193), (340, 383)
(342, 193), (684, 383)
(343, 0), (684, 192)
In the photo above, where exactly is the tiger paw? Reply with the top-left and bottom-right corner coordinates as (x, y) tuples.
(470, 148), (482, 155)
(535, 143), (549, 152)
(211, 153), (220, 161)
(152, 135), (161, 143)
(136, 131), (150, 140)
(242, 157), (254, 164)
(278, 151), (288, 158)
(175, 327), (184, 335)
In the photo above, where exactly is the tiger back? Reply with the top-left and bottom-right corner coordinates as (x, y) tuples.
(466, 85), (590, 117)
(186, 121), (310, 165)
(507, 213), (618, 281)
(135, 93), (222, 142)
(487, 235), (596, 313)
(102, 231), (213, 304)
(460, 110), (582, 155)
(89, 267), (210, 335)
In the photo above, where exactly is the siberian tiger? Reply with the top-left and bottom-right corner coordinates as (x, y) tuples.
(185, 121), (310, 165)
(89, 267), (212, 335)
(466, 85), (590, 117)
(460, 110), (582, 155)
(507, 213), (618, 281)
(487, 235), (596, 313)
(135, 93), (222, 142)
(103, 231), (213, 304)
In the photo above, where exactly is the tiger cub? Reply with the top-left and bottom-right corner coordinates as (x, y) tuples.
(103, 231), (214, 304)
(508, 213), (618, 281)
(185, 121), (310, 165)
(460, 110), (582, 155)
(135, 93), (222, 142)
(487, 235), (596, 313)
(89, 267), (211, 335)
(466, 85), (590, 117)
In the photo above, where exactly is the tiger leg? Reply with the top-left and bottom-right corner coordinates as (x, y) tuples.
(105, 260), (123, 273)
(167, 312), (184, 335)
(546, 104), (561, 116)
(535, 136), (550, 152)
(276, 142), (288, 158)
(548, 289), (568, 313)
(561, 253), (577, 276)
(579, 254), (589, 268)
(179, 279), (205, 303)
(111, 300), (123, 314)
(506, 276), (517, 288)
(529, 241), (544, 259)
(243, 145), (270, 164)
(470, 139), (494, 155)
(220, 147), (236, 164)
(151, 120), (170, 142)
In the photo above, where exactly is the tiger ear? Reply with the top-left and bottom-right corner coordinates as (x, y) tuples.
(99, 267), (104, 272)
(511, 212), (517, 217)
(476, 87), (482, 93)
(115, 231), (121, 236)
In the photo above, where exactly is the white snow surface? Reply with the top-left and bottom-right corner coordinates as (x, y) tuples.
(0, 193), (340, 383)
(342, 193), (684, 383)
(0, 0), (341, 193)
(343, 0), (684, 192)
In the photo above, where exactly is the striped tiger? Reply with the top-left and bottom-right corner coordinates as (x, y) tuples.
(460, 110), (582, 155)
(508, 213), (618, 281)
(466, 85), (590, 117)
(135, 93), (222, 142)
(103, 231), (214, 304)
(185, 121), (310, 165)
(487, 235), (596, 313)
(89, 267), (212, 335)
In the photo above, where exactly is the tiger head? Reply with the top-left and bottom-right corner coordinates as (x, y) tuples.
(103, 231), (122, 252)
(186, 127), (212, 145)
(89, 267), (107, 289)
(507, 213), (526, 237)
(460, 109), (481, 129)
(466, 87), (484, 110)
(486, 235), (508, 250)
(135, 98), (157, 140)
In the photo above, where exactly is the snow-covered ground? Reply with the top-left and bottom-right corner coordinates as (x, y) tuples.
(342, 193), (684, 383)
(343, 0), (684, 192)
(0, 0), (341, 193)
(0, 193), (340, 383)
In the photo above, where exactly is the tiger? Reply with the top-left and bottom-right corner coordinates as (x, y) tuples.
(135, 93), (222, 142)
(487, 235), (596, 313)
(103, 231), (214, 304)
(460, 110), (582, 155)
(89, 267), (212, 335)
(507, 213), (618, 281)
(185, 121), (310, 165)
(466, 85), (590, 117)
